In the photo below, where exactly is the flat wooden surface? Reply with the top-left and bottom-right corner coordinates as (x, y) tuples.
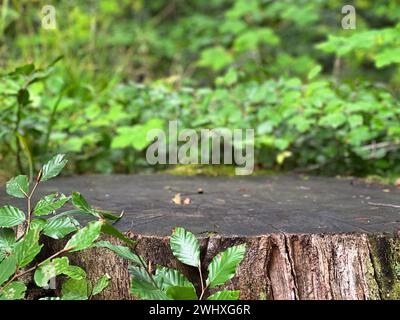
(1, 174), (400, 236)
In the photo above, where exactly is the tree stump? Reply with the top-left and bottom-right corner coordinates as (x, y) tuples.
(2, 174), (400, 300)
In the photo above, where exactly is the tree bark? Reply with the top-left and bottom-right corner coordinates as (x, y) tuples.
(44, 232), (400, 300)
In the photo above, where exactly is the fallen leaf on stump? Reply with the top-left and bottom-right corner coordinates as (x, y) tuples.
(171, 193), (191, 205)
(171, 193), (182, 204)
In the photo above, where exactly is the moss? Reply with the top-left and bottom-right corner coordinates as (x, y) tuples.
(162, 165), (283, 177)
(258, 292), (268, 300)
(163, 165), (237, 176)
(368, 235), (400, 299)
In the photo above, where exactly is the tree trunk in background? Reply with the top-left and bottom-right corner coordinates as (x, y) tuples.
(44, 232), (400, 300)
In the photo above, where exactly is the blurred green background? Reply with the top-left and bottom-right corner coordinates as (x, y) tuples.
(0, 0), (399, 181)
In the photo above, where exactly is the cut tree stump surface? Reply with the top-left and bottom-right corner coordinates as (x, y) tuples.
(1, 174), (400, 235)
(2, 174), (400, 300)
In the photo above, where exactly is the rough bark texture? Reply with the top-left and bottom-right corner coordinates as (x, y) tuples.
(44, 232), (400, 300)
(4, 175), (400, 299)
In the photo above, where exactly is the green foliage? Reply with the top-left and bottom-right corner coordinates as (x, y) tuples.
(129, 265), (170, 300)
(0, 206), (25, 228)
(101, 227), (246, 300)
(61, 278), (90, 300)
(0, 0), (399, 178)
(94, 240), (142, 265)
(0, 229), (15, 263)
(206, 244), (246, 288)
(170, 227), (201, 268)
(207, 290), (240, 300)
(6, 175), (29, 198)
(34, 257), (85, 288)
(0, 154), (116, 300)
(92, 274), (111, 296)
(14, 220), (45, 268)
(33, 194), (70, 216)
(0, 282), (27, 300)
(64, 221), (103, 252)
(42, 216), (78, 239)
(155, 267), (197, 300)
(0, 256), (17, 286)
(60, 273), (110, 300)
(40, 154), (68, 182)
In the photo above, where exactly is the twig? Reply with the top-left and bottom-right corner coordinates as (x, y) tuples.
(25, 174), (40, 234)
(198, 265), (208, 300)
(368, 202), (400, 209)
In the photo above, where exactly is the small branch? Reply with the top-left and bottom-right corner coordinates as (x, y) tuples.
(198, 265), (207, 300)
(362, 141), (400, 151)
(25, 172), (41, 233)
(133, 248), (161, 290)
(15, 101), (23, 174)
(368, 202), (400, 209)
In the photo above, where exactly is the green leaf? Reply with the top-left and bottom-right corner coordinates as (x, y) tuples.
(17, 89), (30, 106)
(155, 266), (195, 290)
(206, 244), (246, 288)
(5, 175), (29, 198)
(43, 216), (79, 239)
(61, 278), (90, 300)
(94, 240), (142, 265)
(92, 274), (111, 296)
(128, 265), (169, 300)
(64, 221), (103, 252)
(0, 281), (27, 300)
(10, 63), (35, 76)
(71, 192), (97, 215)
(207, 290), (240, 300)
(375, 47), (400, 68)
(155, 266), (197, 300)
(64, 265), (86, 280)
(0, 229), (16, 262)
(0, 206), (26, 227)
(34, 256), (85, 289)
(15, 133), (33, 181)
(166, 286), (198, 300)
(40, 154), (68, 182)
(71, 192), (122, 222)
(170, 227), (200, 267)
(198, 46), (233, 71)
(100, 222), (136, 247)
(33, 193), (70, 216)
(97, 210), (124, 222)
(307, 65), (322, 80)
(34, 256), (70, 287)
(47, 55), (64, 68)
(111, 119), (164, 151)
(14, 220), (45, 268)
(0, 255), (17, 286)
(319, 112), (346, 129)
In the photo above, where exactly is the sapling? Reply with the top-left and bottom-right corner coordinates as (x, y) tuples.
(0, 154), (125, 300)
(97, 227), (246, 300)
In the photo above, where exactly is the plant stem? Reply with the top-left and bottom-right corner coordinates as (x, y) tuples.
(15, 101), (23, 174)
(134, 248), (161, 290)
(44, 92), (63, 156)
(198, 265), (207, 300)
(25, 179), (39, 233)
(22, 172), (41, 239)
